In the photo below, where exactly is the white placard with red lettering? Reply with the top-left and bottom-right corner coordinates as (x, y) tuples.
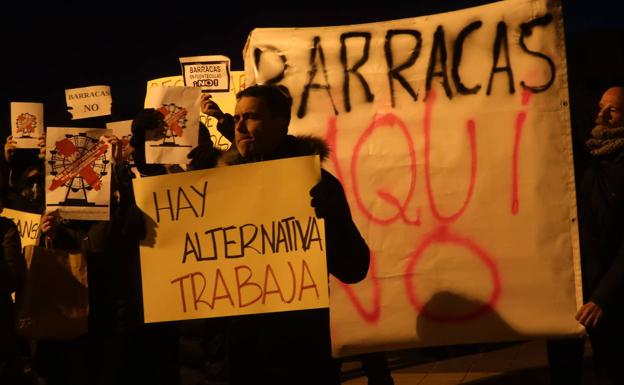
(244, 0), (582, 356)
(45, 127), (113, 220)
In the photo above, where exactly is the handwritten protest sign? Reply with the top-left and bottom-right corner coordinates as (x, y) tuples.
(244, 0), (582, 355)
(132, 155), (328, 323)
(45, 127), (112, 220)
(0, 208), (41, 250)
(10, 102), (43, 148)
(147, 75), (185, 89)
(65, 85), (112, 120)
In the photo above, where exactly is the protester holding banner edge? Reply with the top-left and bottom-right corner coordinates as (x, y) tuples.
(548, 86), (624, 385)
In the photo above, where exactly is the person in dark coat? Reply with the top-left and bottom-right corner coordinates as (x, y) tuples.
(549, 86), (624, 385)
(0, 215), (24, 383)
(40, 130), (190, 385)
(575, 86), (624, 385)
(206, 84), (370, 385)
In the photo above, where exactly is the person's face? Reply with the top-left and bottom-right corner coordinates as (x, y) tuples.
(597, 87), (624, 127)
(233, 96), (287, 158)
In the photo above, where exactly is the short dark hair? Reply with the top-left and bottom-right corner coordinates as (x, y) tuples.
(236, 85), (293, 124)
(130, 108), (163, 149)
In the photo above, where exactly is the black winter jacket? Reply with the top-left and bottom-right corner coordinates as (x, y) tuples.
(221, 135), (370, 385)
(578, 150), (624, 318)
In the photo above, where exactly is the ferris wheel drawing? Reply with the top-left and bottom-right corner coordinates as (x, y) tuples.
(151, 103), (192, 148)
(47, 132), (110, 207)
(15, 113), (37, 138)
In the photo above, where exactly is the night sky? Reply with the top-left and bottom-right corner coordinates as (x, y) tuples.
(1, 0), (622, 135)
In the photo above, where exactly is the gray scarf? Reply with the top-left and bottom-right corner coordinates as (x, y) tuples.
(586, 123), (624, 156)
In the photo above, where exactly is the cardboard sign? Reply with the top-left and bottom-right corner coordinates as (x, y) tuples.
(0, 208), (41, 250)
(147, 75), (185, 89)
(132, 155), (328, 323)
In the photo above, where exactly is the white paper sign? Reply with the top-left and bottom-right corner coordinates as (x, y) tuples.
(45, 127), (113, 220)
(65, 85), (112, 120)
(10, 102), (44, 148)
(144, 86), (201, 164)
(180, 55), (231, 92)
(146, 72), (245, 152)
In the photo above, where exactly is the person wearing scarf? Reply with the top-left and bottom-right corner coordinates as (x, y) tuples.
(549, 87), (624, 385)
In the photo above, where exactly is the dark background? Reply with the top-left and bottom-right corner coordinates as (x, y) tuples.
(1, 0), (623, 145)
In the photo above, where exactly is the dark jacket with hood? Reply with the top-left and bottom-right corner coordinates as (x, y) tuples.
(220, 134), (370, 385)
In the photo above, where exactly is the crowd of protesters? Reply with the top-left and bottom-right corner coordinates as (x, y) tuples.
(0, 84), (385, 385)
(4, 80), (623, 385)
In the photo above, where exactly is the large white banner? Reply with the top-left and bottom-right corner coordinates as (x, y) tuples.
(244, 0), (582, 356)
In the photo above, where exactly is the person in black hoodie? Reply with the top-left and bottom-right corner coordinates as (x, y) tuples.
(206, 84), (370, 385)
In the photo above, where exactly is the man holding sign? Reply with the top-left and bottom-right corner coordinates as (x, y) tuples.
(216, 84), (369, 384)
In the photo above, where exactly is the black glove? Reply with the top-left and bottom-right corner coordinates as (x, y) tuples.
(217, 114), (235, 143)
(309, 172), (351, 222)
(187, 144), (221, 170)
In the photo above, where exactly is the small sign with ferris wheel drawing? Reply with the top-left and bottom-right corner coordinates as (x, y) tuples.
(10, 102), (44, 149)
(144, 85), (201, 165)
(45, 127), (113, 221)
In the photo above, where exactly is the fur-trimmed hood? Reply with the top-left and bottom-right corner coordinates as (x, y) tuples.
(220, 134), (330, 166)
